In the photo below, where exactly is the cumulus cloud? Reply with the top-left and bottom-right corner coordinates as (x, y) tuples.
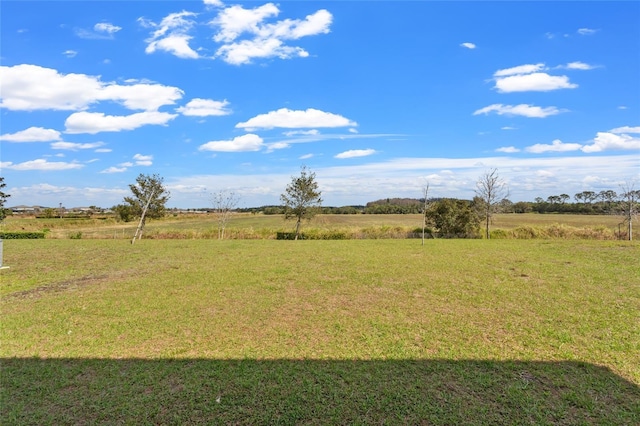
(335, 149), (377, 159)
(139, 4), (332, 64)
(199, 133), (264, 152)
(525, 139), (583, 153)
(51, 141), (106, 151)
(65, 111), (178, 134)
(492, 63), (578, 93)
(177, 98), (231, 116)
(473, 104), (565, 118)
(495, 73), (577, 93)
(2, 159), (84, 171)
(140, 11), (200, 59)
(610, 126), (640, 134)
(0, 64), (183, 112)
(0, 127), (62, 142)
(581, 132), (640, 153)
(460, 42), (476, 49)
(236, 108), (356, 130)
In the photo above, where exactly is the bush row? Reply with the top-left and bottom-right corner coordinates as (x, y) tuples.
(0, 231), (46, 239)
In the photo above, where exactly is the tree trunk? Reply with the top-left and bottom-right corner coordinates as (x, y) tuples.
(294, 218), (301, 240)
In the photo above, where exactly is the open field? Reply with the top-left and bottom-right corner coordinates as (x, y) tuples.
(2, 212), (637, 240)
(1, 239), (639, 424)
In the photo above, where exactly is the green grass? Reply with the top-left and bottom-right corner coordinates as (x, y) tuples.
(1, 239), (639, 424)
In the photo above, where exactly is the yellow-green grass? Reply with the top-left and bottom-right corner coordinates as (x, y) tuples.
(1, 239), (638, 424)
(2, 213), (636, 240)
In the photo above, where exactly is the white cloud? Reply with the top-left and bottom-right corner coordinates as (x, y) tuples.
(100, 166), (128, 174)
(133, 153), (153, 166)
(299, 153), (314, 160)
(63, 50), (77, 58)
(473, 103), (565, 118)
(210, 5), (332, 64)
(51, 142), (106, 151)
(494, 63), (545, 77)
(610, 126), (640, 134)
(560, 61), (596, 70)
(494, 72), (577, 93)
(283, 129), (319, 136)
(236, 108), (356, 130)
(94, 23), (122, 34)
(65, 111), (178, 134)
(525, 139), (583, 153)
(581, 132), (640, 153)
(95, 148), (112, 153)
(496, 146), (520, 153)
(99, 82), (184, 111)
(335, 149), (377, 159)
(501, 126), (517, 130)
(140, 11), (200, 59)
(177, 98), (231, 116)
(577, 28), (597, 35)
(198, 133), (264, 152)
(216, 38), (308, 65)
(0, 127), (62, 142)
(0, 64), (183, 112)
(203, 0), (224, 7)
(491, 63), (578, 93)
(75, 22), (122, 39)
(2, 159), (84, 171)
(460, 42), (476, 49)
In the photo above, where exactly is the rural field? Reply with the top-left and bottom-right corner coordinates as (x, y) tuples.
(1, 215), (639, 424)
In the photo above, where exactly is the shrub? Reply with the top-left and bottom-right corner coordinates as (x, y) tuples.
(0, 231), (46, 239)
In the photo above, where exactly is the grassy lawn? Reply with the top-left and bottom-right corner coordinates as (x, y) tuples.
(1, 239), (639, 424)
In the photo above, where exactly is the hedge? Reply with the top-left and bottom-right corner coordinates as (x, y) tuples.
(0, 231), (46, 239)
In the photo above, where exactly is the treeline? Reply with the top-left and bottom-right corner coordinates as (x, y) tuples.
(239, 190), (634, 216)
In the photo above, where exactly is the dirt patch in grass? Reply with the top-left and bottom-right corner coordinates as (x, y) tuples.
(3, 270), (133, 300)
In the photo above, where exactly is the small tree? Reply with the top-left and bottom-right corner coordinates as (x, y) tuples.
(124, 173), (170, 243)
(421, 183), (430, 246)
(211, 190), (239, 240)
(280, 166), (322, 240)
(618, 181), (639, 241)
(475, 168), (509, 239)
(0, 177), (10, 222)
(426, 198), (480, 238)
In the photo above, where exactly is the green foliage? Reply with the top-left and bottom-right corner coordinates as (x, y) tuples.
(0, 176), (9, 222)
(426, 198), (481, 238)
(0, 231), (46, 239)
(112, 204), (135, 222)
(280, 166), (322, 239)
(123, 173), (170, 221)
(68, 231), (83, 239)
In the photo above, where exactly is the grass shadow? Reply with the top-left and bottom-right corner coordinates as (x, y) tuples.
(2, 358), (638, 425)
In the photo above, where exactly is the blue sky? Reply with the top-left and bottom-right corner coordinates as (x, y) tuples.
(1, 1), (639, 208)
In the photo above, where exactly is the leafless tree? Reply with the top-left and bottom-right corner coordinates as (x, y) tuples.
(475, 168), (509, 239)
(211, 190), (239, 240)
(422, 183), (430, 245)
(618, 180), (639, 241)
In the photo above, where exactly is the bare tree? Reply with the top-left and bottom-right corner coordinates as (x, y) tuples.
(125, 173), (170, 244)
(619, 181), (639, 241)
(475, 168), (509, 239)
(280, 166), (322, 240)
(422, 183), (430, 246)
(211, 190), (239, 240)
